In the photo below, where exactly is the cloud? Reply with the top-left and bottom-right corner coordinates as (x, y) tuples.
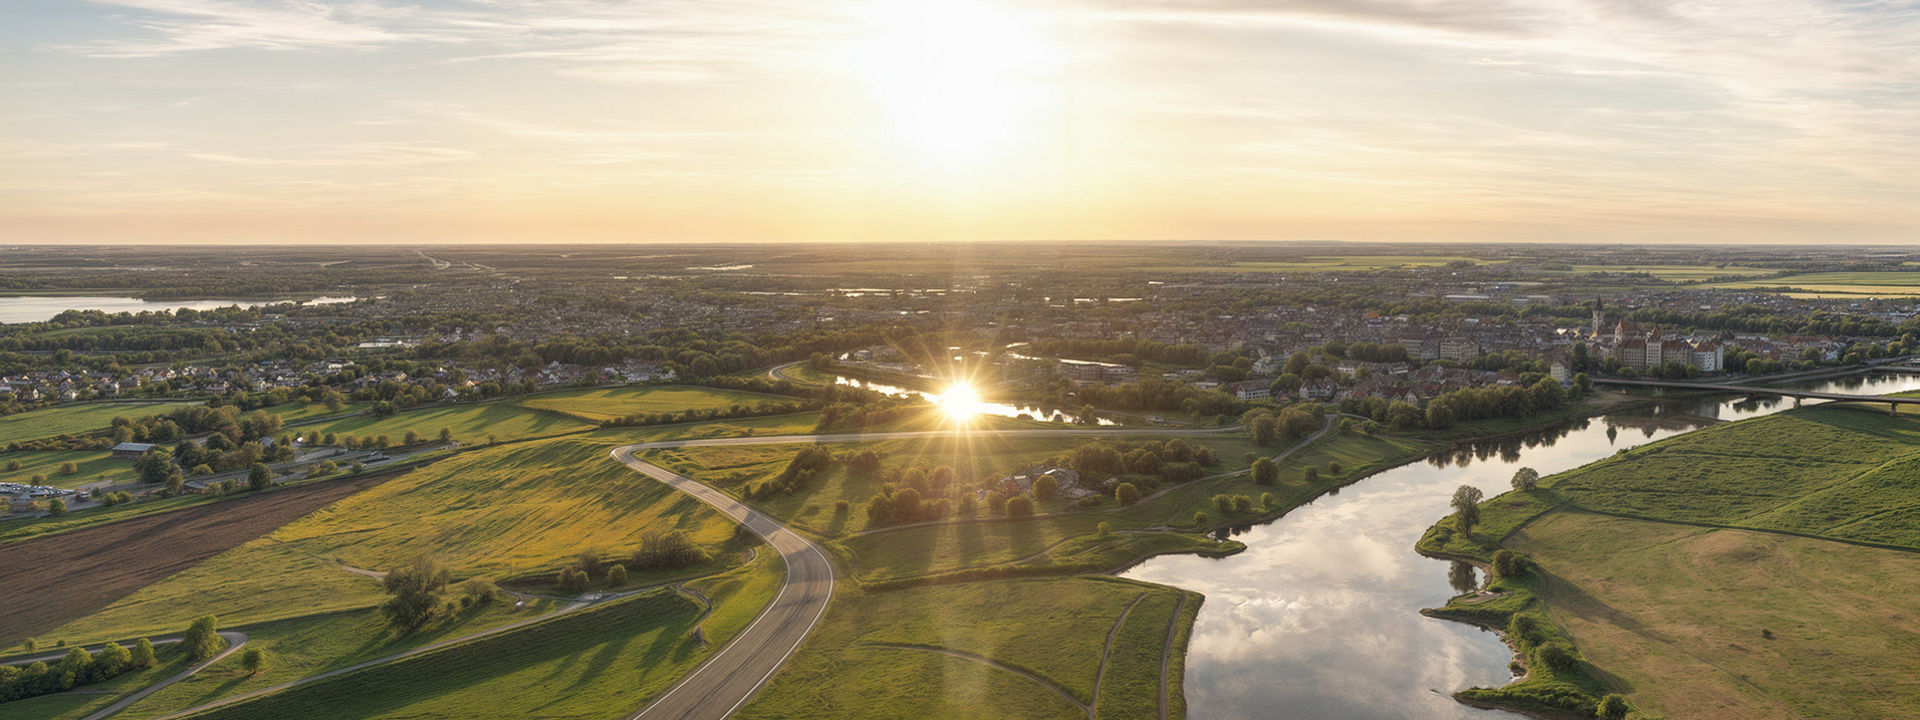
(73, 0), (415, 56)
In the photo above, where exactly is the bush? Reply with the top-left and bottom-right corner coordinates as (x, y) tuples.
(1532, 643), (1578, 672)
(1006, 494), (1035, 517)
(183, 615), (224, 661)
(1213, 494), (1233, 514)
(1327, 461), (1342, 475)
(1193, 511), (1208, 526)
(1096, 521), (1112, 537)
(1115, 482), (1139, 506)
(1491, 549), (1529, 578)
(1303, 466), (1319, 482)
(461, 577), (502, 605)
(47, 498), (65, 516)
(1033, 474), (1059, 501)
(1261, 492), (1277, 509)
(834, 499), (850, 514)
(630, 530), (707, 570)
(1251, 457), (1277, 485)
(1596, 694), (1630, 719)
(247, 463), (273, 491)
(606, 564), (628, 587)
(242, 647), (268, 675)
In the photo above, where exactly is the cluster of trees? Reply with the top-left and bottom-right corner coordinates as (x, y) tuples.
(864, 483), (957, 527)
(1055, 377), (1244, 416)
(1063, 438), (1217, 492)
(605, 401), (806, 428)
(0, 637), (159, 702)
(745, 447), (836, 501)
(628, 530), (708, 571)
(1241, 406), (1319, 446)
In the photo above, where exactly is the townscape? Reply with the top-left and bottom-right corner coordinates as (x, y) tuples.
(4, 243), (1920, 720)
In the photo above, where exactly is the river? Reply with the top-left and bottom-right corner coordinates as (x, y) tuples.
(827, 375), (1118, 426)
(0, 295), (359, 324)
(1120, 372), (1920, 719)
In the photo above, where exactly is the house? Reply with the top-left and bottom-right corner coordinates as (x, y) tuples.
(8, 491), (39, 514)
(111, 442), (157, 460)
(1224, 380), (1270, 402)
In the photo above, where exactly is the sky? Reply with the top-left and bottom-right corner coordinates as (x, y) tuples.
(6, 0), (1920, 245)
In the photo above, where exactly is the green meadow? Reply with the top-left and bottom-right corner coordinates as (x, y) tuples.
(516, 384), (792, 422)
(0, 400), (198, 444)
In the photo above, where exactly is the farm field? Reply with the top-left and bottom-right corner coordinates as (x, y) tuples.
(1155, 255), (1503, 273)
(0, 400), (197, 445)
(299, 402), (593, 445)
(516, 384), (792, 422)
(1512, 512), (1920, 720)
(1564, 264), (1773, 279)
(1710, 271), (1920, 296)
(738, 576), (1193, 720)
(4, 471), (394, 648)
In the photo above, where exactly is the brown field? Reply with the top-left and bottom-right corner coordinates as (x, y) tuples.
(0, 475), (391, 647)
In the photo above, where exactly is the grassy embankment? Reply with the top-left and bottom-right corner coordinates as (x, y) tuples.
(1415, 402), (1920, 719)
(175, 551), (781, 720)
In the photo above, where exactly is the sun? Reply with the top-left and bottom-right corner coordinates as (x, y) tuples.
(850, 0), (1053, 165)
(936, 382), (987, 422)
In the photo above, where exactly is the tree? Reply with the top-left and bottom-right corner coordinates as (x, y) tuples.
(865, 493), (894, 526)
(46, 498), (65, 516)
(381, 557), (452, 631)
(59, 461), (78, 475)
(1451, 485), (1484, 534)
(1006, 493), (1034, 517)
(404, 430), (422, 445)
(1261, 492), (1277, 509)
(1114, 482), (1139, 506)
(135, 447), (176, 485)
(94, 642), (132, 681)
(1303, 466), (1319, 482)
(4, 459), (18, 471)
(461, 577), (502, 605)
(1251, 457), (1277, 485)
(1596, 694), (1630, 719)
(985, 490), (1008, 515)
(558, 568), (588, 594)
(1533, 643), (1577, 672)
(242, 647), (268, 675)
(1193, 511), (1208, 525)
(163, 470), (184, 497)
(1492, 549), (1529, 578)
(438, 427), (453, 443)
(1033, 474), (1059, 502)
(247, 463), (273, 491)
(1327, 461), (1342, 475)
(1213, 494), (1234, 514)
(182, 615), (224, 661)
(1249, 415), (1279, 446)
(130, 638), (156, 669)
(606, 564), (629, 587)
(1510, 467), (1540, 492)
(1096, 521), (1112, 537)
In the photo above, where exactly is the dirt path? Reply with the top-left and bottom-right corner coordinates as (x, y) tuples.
(866, 643), (1089, 714)
(81, 631), (247, 720)
(1158, 593), (1188, 720)
(1089, 593), (1148, 719)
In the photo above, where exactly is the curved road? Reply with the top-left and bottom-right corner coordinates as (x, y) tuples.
(611, 424), (1248, 719)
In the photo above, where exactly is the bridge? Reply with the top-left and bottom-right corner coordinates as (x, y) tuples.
(1595, 377), (1920, 415)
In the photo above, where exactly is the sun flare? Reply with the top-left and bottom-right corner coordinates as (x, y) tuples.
(851, 0), (1053, 165)
(936, 382), (987, 422)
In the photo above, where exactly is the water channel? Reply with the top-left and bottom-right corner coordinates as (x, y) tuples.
(1120, 371), (1920, 719)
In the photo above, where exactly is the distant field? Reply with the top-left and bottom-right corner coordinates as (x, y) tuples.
(516, 384), (789, 422)
(1156, 255), (1502, 273)
(1565, 264), (1773, 279)
(259, 400), (365, 423)
(1515, 512), (1920, 720)
(1711, 271), (1920, 296)
(0, 401), (197, 444)
(300, 402), (593, 445)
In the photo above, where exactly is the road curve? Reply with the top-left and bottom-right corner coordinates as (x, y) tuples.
(612, 444), (836, 720)
(612, 424), (1247, 719)
(82, 631), (248, 720)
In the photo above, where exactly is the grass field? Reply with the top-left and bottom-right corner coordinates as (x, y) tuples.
(1156, 255), (1503, 273)
(516, 384), (792, 422)
(1514, 512), (1920, 720)
(183, 551), (780, 720)
(737, 576), (1190, 720)
(112, 603), (557, 719)
(299, 402), (594, 445)
(0, 400), (198, 444)
(0, 645), (194, 720)
(0, 449), (134, 489)
(1710, 271), (1920, 296)
(1565, 264), (1773, 280)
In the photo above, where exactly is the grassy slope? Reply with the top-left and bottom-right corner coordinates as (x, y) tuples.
(1514, 512), (1920, 720)
(0, 645), (195, 720)
(738, 576), (1183, 720)
(181, 551), (780, 720)
(48, 436), (737, 644)
(0, 401), (198, 444)
(300, 402), (594, 445)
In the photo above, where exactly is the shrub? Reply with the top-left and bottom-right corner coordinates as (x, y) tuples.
(1193, 511), (1208, 526)
(606, 564), (629, 587)
(1327, 461), (1342, 475)
(183, 615), (224, 661)
(630, 530), (707, 570)
(1006, 493), (1035, 517)
(131, 638), (156, 669)
(47, 498), (65, 516)
(1261, 492), (1277, 509)
(1251, 457), (1277, 485)
(1096, 521), (1112, 537)
(242, 647), (269, 675)
(1491, 549), (1529, 578)
(1213, 494), (1233, 514)
(1115, 482), (1139, 506)
(1303, 466), (1319, 482)
(1532, 643), (1578, 672)
(834, 499), (850, 514)
(59, 462), (78, 475)
(1596, 694), (1630, 719)
(1232, 495), (1254, 512)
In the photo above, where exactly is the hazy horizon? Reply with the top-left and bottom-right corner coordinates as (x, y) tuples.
(9, 1), (1920, 245)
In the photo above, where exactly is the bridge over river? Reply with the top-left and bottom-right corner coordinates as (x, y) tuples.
(1596, 376), (1920, 414)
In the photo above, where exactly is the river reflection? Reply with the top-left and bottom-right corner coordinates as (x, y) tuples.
(830, 375), (1117, 425)
(1122, 372), (1920, 720)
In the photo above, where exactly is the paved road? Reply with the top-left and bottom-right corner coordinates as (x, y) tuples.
(612, 444), (836, 720)
(612, 424), (1246, 719)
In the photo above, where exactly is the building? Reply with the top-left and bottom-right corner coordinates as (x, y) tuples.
(8, 491), (39, 514)
(111, 442), (156, 460)
(1224, 380), (1270, 402)
(1438, 337), (1481, 363)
